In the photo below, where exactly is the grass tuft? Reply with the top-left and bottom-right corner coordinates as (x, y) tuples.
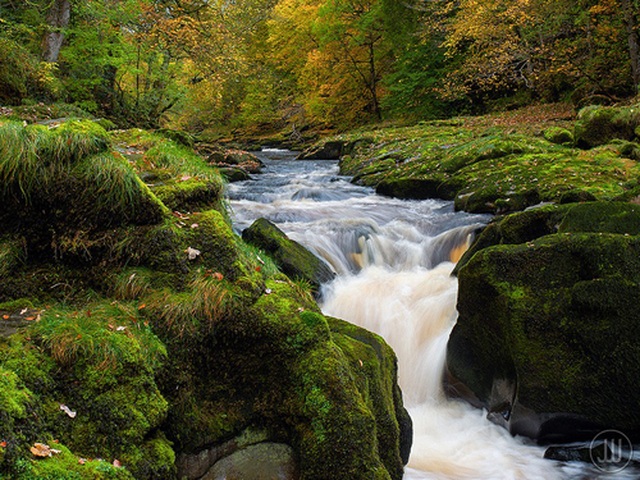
(31, 302), (166, 371)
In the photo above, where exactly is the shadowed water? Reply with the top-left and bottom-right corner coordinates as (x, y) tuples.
(228, 148), (637, 480)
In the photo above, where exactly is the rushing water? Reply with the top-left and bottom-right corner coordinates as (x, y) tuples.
(228, 149), (635, 480)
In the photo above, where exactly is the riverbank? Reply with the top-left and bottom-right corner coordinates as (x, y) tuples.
(300, 103), (640, 214)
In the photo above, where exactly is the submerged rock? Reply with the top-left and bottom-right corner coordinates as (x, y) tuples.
(449, 201), (640, 443)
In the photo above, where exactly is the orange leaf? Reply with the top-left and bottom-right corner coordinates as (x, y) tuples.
(2, 315), (9, 320)
(0, 441), (7, 448)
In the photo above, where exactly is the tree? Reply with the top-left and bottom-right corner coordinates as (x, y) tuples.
(42, 0), (71, 62)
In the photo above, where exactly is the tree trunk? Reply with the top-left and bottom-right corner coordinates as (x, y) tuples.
(622, 0), (640, 93)
(42, 0), (71, 63)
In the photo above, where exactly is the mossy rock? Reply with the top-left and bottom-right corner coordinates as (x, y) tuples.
(297, 141), (345, 160)
(543, 127), (574, 145)
(450, 231), (640, 442)
(153, 179), (224, 212)
(160, 276), (409, 480)
(574, 104), (640, 148)
(456, 201), (640, 272)
(242, 218), (335, 290)
(376, 178), (445, 200)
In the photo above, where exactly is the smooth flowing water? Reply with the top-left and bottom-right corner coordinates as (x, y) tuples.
(228, 149), (630, 480)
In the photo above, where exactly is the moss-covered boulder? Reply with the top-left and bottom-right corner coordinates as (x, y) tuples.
(543, 127), (574, 145)
(449, 202), (640, 442)
(0, 120), (410, 480)
(242, 218), (336, 290)
(574, 104), (640, 148)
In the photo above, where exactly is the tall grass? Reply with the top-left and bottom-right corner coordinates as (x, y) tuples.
(31, 302), (166, 371)
(0, 120), (110, 205)
(73, 151), (166, 224)
(145, 271), (236, 337)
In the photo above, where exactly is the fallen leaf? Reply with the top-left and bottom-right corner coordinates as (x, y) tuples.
(0, 441), (7, 448)
(113, 459), (122, 468)
(265, 288), (272, 294)
(78, 458), (86, 465)
(185, 247), (201, 260)
(30, 443), (52, 457)
(20, 308), (28, 315)
(256, 256), (265, 265)
(190, 223), (199, 229)
(2, 315), (8, 320)
(138, 303), (146, 310)
(212, 272), (224, 281)
(60, 404), (77, 418)
(25, 316), (35, 321)
(116, 326), (126, 332)
(255, 266), (261, 272)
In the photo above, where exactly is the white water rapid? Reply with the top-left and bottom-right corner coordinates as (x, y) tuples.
(228, 148), (627, 480)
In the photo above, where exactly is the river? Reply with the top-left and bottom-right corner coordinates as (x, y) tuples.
(227, 148), (634, 480)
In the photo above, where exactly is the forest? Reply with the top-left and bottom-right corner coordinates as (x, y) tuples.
(3, 1), (640, 479)
(1, 0), (639, 132)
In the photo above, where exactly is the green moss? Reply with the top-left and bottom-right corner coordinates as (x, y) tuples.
(17, 443), (134, 480)
(574, 104), (640, 148)
(558, 202), (640, 235)
(242, 218), (335, 290)
(543, 127), (574, 145)
(152, 179), (223, 212)
(451, 232), (640, 440)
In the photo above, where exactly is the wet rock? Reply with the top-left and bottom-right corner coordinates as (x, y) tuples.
(449, 203), (640, 442)
(242, 218), (335, 290)
(202, 443), (298, 480)
(297, 141), (345, 160)
(376, 178), (443, 200)
(218, 167), (251, 182)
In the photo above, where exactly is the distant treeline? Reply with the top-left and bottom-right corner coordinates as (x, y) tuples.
(1, 0), (638, 129)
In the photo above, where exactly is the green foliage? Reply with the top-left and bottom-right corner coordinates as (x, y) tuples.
(16, 443), (134, 480)
(31, 302), (166, 371)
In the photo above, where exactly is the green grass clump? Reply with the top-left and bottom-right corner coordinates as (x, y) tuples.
(72, 151), (167, 226)
(31, 302), (166, 371)
(0, 237), (25, 277)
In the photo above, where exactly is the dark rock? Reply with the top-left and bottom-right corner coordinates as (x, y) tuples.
(218, 167), (251, 182)
(242, 218), (335, 290)
(176, 429), (270, 479)
(449, 227), (640, 443)
(376, 178), (443, 200)
(297, 141), (345, 160)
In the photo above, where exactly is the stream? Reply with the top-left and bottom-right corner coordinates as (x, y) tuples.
(227, 148), (633, 480)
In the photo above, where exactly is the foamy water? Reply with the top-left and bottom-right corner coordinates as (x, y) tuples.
(228, 148), (629, 480)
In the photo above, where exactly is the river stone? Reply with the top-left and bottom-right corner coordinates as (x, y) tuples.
(201, 443), (298, 480)
(242, 218), (335, 290)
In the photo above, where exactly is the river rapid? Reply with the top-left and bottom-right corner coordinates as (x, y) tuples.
(227, 148), (634, 480)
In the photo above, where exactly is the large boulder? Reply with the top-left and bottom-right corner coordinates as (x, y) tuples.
(574, 104), (640, 148)
(448, 202), (640, 443)
(242, 218), (336, 290)
(0, 121), (409, 480)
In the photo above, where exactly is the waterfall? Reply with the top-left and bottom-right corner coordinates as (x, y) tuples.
(228, 149), (604, 480)
(321, 252), (561, 480)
